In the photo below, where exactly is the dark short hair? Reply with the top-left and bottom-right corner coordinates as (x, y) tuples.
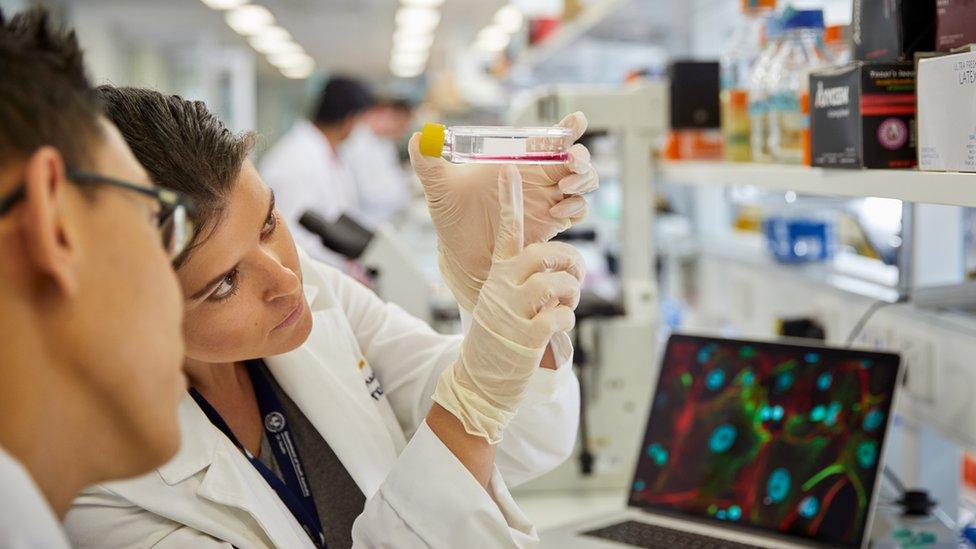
(96, 86), (256, 268)
(311, 76), (374, 125)
(0, 7), (102, 170)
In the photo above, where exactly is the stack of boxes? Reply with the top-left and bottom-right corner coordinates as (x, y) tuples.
(808, 0), (976, 173)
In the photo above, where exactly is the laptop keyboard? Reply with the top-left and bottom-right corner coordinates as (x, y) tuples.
(582, 520), (760, 549)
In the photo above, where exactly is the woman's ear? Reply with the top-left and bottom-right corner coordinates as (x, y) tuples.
(20, 146), (80, 297)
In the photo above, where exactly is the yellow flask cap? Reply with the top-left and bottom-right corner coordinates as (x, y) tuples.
(419, 123), (446, 158)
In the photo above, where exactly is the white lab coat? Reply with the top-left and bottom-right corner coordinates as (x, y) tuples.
(260, 120), (362, 265)
(341, 124), (412, 228)
(64, 248), (579, 548)
(0, 446), (72, 549)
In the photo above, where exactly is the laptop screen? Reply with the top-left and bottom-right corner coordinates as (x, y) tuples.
(629, 334), (901, 548)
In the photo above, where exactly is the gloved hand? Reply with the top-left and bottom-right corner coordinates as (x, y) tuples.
(409, 112), (598, 312)
(432, 165), (585, 444)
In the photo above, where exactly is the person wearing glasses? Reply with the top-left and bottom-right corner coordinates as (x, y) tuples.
(64, 85), (596, 548)
(0, 8), (194, 548)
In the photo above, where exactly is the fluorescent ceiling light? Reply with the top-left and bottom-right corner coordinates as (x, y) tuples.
(268, 51), (313, 68)
(201, 0), (248, 9)
(476, 32), (510, 52)
(400, 0), (444, 7)
(391, 50), (428, 66)
(250, 36), (302, 55)
(281, 64), (314, 79)
(390, 60), (425, 78)
(493, 4), (524, 34)
(225, 5), (274, 36)
(393, 30), (434, 50)
(395, 6), (440, 33)
(478, 24), (508, 42)
(393, 38), (432, 54)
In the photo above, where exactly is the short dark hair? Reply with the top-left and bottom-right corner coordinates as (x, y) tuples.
(311, 76), (374, 125)
(0, 7), (103, 169)
(96, 85), (256, 268)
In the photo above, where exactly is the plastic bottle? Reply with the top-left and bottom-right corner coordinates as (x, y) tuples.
(419, 123), (573, 164)
(823, 24), (851, 64)
(767, 9), (828, 164)
(720, 0), (777, 163)
(747, 14), (784, 163)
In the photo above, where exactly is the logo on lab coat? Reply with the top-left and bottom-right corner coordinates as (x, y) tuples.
(264, 411), (286, 433)
(359, 359), (385, 401)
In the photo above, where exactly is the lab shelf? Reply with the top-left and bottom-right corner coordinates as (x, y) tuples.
(660, 161), (976, 208)
(506, 0), (627, 77)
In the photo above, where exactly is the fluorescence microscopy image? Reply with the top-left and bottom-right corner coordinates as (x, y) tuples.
(629, 335), (900, 548)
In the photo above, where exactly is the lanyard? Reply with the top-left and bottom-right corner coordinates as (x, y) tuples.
(189, 361), (327, 549)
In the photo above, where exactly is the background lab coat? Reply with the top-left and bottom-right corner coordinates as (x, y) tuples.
(341, 123), (412, 228)
(260, 120), (361, 265)
(64, 248), (580, 548)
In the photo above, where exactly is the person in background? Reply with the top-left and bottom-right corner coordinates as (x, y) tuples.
(0, 8), (192, 547)
(260, 76), (374, 264)
(342, 98), (415, 227)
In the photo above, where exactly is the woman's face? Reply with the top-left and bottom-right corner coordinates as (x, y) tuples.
(178, 160), (313, 364)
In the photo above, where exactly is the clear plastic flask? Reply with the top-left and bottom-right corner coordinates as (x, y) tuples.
(767, 9), (828, 164)
(720, 0), (777, 162)
(747, 15), (784, 163)
(419, 123), (573, 164)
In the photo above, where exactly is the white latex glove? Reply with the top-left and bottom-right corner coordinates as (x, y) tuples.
(432, 165), (585, 444)
(409, 112), (598, 312)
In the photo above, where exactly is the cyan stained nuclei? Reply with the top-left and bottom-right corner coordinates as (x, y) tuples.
(709, 424), (737, 453)
(799, 495), (819, 518)
(767, 468), (791, 503)
(706, 369), (726, 390)
(863, 409), (884, 432)
(817, 372), (833, 391)
(857, 440), (878, 468)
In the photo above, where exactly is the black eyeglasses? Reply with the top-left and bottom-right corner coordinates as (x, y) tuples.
(0, 170), (194, 260)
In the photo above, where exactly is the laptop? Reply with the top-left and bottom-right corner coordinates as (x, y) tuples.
(543, 333), (902, 549)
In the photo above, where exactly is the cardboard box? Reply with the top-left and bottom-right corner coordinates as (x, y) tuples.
(852, 0), (936, 61)
(668, 61), (721, 129)
(936, 0), (976, 51)
(917, 50), (976, 172)
(810, 62), (917, 169)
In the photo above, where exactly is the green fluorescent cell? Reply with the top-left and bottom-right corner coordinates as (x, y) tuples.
(741, 370), (756, 386)
(740, 346), (757, 358)
(681, 372), (693, 387)
(707, 504), (718, 515)
(775, 371), (795, 392)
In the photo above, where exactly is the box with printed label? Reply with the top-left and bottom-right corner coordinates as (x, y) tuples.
(917, 50), (976, 172)
(936, 0), (976, 51)
(810, 62), (917, 169)
(852, 0), (936, 61)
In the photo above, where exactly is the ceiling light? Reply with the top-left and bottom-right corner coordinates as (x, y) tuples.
(201, 0), (248, 9)
(476, 32), (510, 53)
(225, 5), (274, 36)
(478, 24), (508, 42)
(393, 30), (434, 50)
(400, 0), (445, 7)
(392, 50), (428, 65)
(281, 64), (314, 79)
(251, 36), (302, 55)
(268, 50), (313, 69)
(395, 6), (440, 33)
(390, 60), (425, 78)
(493, 4), (524, 34)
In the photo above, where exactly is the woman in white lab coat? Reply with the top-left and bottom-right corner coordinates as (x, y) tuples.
(64, 88), (598, 548)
